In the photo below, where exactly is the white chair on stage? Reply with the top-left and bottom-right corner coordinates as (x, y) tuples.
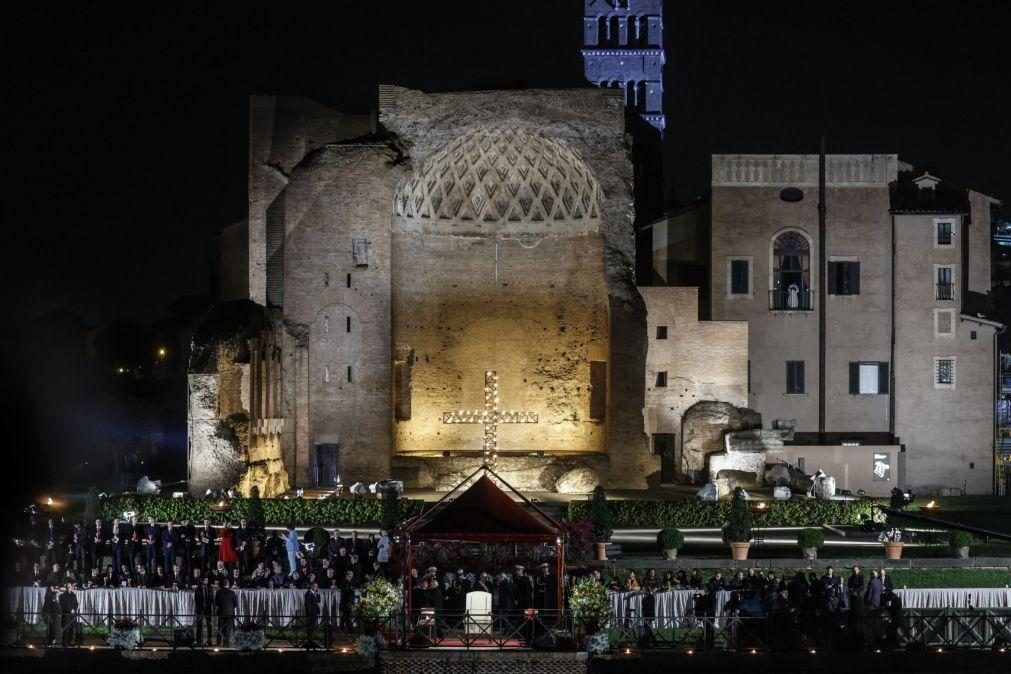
(464, 591), (492, 636)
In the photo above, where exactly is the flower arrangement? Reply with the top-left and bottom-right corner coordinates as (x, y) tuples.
(234, 621), (265, 651)
(108, 618), (141, 650)
(878, 527), (902, 543)
(585, 631), (610, 656)
(568, 578), (611, 634)
(354, 577), (401, 633)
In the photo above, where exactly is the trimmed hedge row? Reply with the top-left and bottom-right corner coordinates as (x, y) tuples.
(567, 497), (888, 528)
(99, 494), (425, 527)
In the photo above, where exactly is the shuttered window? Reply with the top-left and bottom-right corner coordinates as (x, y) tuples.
(786, 361), (805, 394)
(730, 259), (749, 295)
(849, 361), (889, 394)
(827, 261), (860, 295)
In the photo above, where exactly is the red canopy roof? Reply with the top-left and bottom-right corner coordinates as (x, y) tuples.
(403, 471), (560, 543)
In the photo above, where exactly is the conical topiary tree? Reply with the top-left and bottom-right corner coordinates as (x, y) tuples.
(380, 490), (400, 531)
(589, 485), (613, 543)
(726, 487), (753, 543)
(246, 485), (266, 540)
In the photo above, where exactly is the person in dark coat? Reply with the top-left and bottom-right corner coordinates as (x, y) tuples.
(58, 583), (79, 646)
(89, 518), (107, 571)
(513, 566), (534, 609)
(496, 572), (515, 633)
(143, 517), (160, 574)
(43, 585), (61, 646)
(127, 517), (143, 570)
(194, 575), (215, 645)
(179, 519), (195, 575)
(865, 570), (883, 609)
(214, 577), (238, 646)
(706, 572), (726, 594)
(305, 581), (322, 647)
(339, 570), (356, 632)
(45, 562), (63, 588)
(535, 563), (559, 625)
(234, 519), (253, 575)
(199, 519), (216, 572)
(161, 521), (179, 570)
(71, 523), (87, 573)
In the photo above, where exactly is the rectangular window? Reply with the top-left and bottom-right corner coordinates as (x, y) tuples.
(346, 316), (351, 333)
(936, 220), (954, 247)
(936, 266), (954, 300)
(655, 371), (668, 388)
(730, 259), (749, 295)
(656, 325), (668, 340)
(786, 361), (805, 394)
(849, 361), (889, 395)
(347, 366), (352, 383)
(935, 357), (956, 388)
(827, 261), (861, 295)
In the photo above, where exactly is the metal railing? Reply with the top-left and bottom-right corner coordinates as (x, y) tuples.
(9, 607), (1011, 652)
(769, 289), (813, 311)
(936, 283), (955, 301)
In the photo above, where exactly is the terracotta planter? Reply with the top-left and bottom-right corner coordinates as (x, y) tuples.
(662, 549), (678, 561)
(595, 542), (608, 561)
(953, 546), (970, 559)
(801, 547), (818, 560)
(883, 542), (904, 560)
(730, 542), (751, 560)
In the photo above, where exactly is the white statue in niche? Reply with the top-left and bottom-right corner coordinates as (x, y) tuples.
(787, 283), (800, 309)
(324, 366), (330, 383)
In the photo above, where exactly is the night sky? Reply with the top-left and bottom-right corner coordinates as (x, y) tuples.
(3, 1), (1010, 508)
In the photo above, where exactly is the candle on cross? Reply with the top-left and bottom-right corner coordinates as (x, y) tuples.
(443, 370), (538, 467)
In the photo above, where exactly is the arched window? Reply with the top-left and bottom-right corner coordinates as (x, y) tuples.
(771, 230), (812, 310)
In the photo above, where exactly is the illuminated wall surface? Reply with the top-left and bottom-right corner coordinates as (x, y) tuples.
(392, 128), (610, 456)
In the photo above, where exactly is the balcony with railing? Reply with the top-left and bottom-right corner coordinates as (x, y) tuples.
(935, 283), (955, 301)
(769, 288), (813, 311)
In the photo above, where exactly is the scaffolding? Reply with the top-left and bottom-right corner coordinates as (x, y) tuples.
(997, 352), (1011, 495)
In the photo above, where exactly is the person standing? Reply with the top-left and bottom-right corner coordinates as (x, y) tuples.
(376, 530), (391, 576)
(199, 519), (215, 572)
(305, 580), (322, 648)
(144, 517), (160, 575)
(90, 518), (107, 572)
(43, 585), (60, 647)
(496, 571), (515, 633)
(865, 570), (883, 609)
(194, 575), (215, 646)
(58, 583), (79, 647)
(217, 522), (238, 572)
(214, 577), (238, 646)
(234, 518), (253, 575)
(110, 519), (125, 573)
(285, 525), (300, 576)
(71, 523), (87, 574)
(161, 520), (179, 571)
(179, 519), (195, 575)
(339, 570), (356, 633)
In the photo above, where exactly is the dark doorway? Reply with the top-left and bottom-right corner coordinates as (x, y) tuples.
(314, 443), (339, 488)
(654, 434), (676, 483)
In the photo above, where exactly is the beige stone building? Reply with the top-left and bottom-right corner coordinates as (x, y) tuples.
(188, 86), (748, 496)
(707, 155), (1002, 495)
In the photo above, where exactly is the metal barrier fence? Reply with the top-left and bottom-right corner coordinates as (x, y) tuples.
(10, 607), (1011, 652)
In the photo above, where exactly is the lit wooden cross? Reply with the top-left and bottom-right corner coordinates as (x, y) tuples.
(443, 370), (538, 467)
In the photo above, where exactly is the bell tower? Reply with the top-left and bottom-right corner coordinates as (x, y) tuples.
(582, 0), (665, 134)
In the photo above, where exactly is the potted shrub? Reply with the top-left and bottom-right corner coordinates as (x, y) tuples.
(657, 528), (684, 560)
(725, 487), (754, 560)
(949, 530), (973, 559)
(589, 486), (613, 561)
(879, 527), (903, 559)
(796, 528), (825, 560)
